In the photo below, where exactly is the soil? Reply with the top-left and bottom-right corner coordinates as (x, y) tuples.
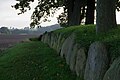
(0, 34), (39, 50)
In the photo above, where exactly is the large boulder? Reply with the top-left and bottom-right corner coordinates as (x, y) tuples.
(52, 34), (58, 50)
(41, 34), (45, 42)
(69, 44), (79, 71)
(43, 34), (48, 43)
(84, 42), (109, 80)
(103, 57), (120, 80)
(75, 48), (86, 78)
(56, 34), (63, 53)
(49, 33), (55, 47)
(41, 32), (47, 42)
(60, 34), (75, 65)
(47, 33), (51, 46)
(56, 34), (66, 54)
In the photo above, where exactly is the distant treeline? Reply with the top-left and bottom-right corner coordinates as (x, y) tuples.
(0, 24), (61, 35)
(0, 27), (37, 35)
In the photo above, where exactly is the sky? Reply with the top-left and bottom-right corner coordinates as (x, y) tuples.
(0, 0), (120, 29)
(0, 0), (61, 29)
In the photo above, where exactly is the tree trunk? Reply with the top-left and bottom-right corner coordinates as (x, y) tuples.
(85, 0), (95, 24)
(96, 0), (117, 33)
(67, 0), (74, 26)
(71, 0), (82, 26)
(67, 0), (86, 26)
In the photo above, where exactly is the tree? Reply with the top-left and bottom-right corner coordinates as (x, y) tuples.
(96, 0), (117, 33)
(13, 0), (118, 33)
(13, 0), (87, 27)
(59, 0), (95, 26)
(65, 0), (87, 26)
(0, 27), (11, 34)
(85, 0), (95, 24)
(13, 0), (64, 28)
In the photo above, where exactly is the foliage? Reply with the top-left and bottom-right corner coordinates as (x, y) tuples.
(13, 0), (88, 27)
(57, 11), (68, 26)
(0, 41), (78, 80)
(0, 27), (11, 34)
(13, 0), (120, 28)
(13, 0), (64, 28)
(116, 0), (120, 11)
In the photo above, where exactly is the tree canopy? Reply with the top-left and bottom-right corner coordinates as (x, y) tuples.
(0, 27), (11, 34)
(13, 0), (120, 33)
(13, 0), (89, 27)
(13, 0), (64, 28)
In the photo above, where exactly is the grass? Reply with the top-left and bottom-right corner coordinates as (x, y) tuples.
(74, 25), (120, 62)
(53, 25), (120, 62)
(0, 41), (77, 80)
(53, 26), (80, 38)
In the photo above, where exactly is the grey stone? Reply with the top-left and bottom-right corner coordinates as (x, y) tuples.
(52, 35), (57, 49)
(65, 34), (75, 65)
(75, 48), (86, 78)
(84, 41), (109, 80)
(56, 34), (63, 53)
(103, 57), (120, 80)
(50, 34), (54, 47)
(60, 33), (75, 65)
(43, 34), (47, 43)
(46, 33), (51, 46)
(41, 34), (45, 42)
(69, 44), (79, 71)
(41, 33), (48, 43)
(53, 34), (66, 54)
(41, 32), (52, 47)
(60, 40), (68, 58)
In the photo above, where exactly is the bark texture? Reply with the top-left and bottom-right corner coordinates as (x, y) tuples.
(96, 0), (117, 33)
(85, 0), (95, 24)
(67, 0), (86, 26)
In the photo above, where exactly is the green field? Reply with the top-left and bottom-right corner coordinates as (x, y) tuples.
(0, 41), (77, 80)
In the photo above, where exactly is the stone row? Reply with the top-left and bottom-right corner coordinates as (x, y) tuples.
(41, 32), (120, 80)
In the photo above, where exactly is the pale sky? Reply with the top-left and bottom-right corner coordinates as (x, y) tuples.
(0, 0), (60, 29)
(0, 0), (120, 29)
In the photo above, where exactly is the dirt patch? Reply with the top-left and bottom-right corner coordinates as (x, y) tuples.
(0, 34), (39, 49)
